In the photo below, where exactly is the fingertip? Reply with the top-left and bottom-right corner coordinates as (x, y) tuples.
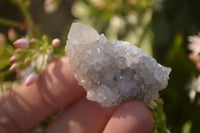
(104, 100), (154, 133)
(43, 97), (117, 133)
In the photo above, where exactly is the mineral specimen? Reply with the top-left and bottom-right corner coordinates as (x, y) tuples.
(66, 23), (171, 107)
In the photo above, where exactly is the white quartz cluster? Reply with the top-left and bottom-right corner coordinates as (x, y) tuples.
(66, 23), (171, 107)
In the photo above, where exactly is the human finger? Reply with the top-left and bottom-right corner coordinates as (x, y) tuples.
(0, 56), (85, 133)
(43, 96), (117, 133)
(103, 101), (154, 133)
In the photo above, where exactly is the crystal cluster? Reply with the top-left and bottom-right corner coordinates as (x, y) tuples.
(66, 23), (171, 107)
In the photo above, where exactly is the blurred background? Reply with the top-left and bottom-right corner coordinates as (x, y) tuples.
(1, 0), (200, 132)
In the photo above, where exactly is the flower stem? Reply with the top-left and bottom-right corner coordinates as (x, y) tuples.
(38, 54), (46, 72)
(16, 1), (35, 38)
(0, 17), (23, 29)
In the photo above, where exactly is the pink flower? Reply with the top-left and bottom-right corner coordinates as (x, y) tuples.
(8, 28), (17, 41)
(196, 62), (200, 70)
(29, 39), (36, 45)
(24, 58), (29, 66)
(188, 53), (198, 62)
(13, 38), (29, 49)
(188, 35), (200, 55)
(9, 56), (17, 63)
(189, 90), (196, 101)
(25, 72), (39, 86)
(15, 49), (20, 53)
(52, 38), (61, 47)
(9, 63), (18, 72)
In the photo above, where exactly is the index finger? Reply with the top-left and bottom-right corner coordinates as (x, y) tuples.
(0, 56), (84, 133)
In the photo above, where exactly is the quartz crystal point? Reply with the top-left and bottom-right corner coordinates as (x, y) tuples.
(66, 23), (171, 107)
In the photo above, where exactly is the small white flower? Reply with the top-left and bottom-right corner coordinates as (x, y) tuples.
(166, 129), (171, 133)
(188, 35), (200, 55)
(188, 76), (200, 101)
(189, 90), (196, 101)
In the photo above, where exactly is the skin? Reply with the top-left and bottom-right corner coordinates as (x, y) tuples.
(0, 56), (154, 133)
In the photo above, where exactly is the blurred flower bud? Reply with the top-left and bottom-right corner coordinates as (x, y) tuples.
(196, 62), (200, 70)
(15, 49), (20, 53)
(8, 28), (17, 41)
(0, 33), (6, 45)
(25, 72), (39, 86)
(24, 58), (30, 66)
(188, 35), (200, 55)
(29, 39), (36, 45)
(13, 38), (29, 49)
(9, 56), (17, 63)
(52, 38), (60, 47)
(42, 35), (48, 41)
(188, 53), (198, 62)
(44, 0), (59, 13)
(9, 63), (18, 72)
(189, 90), (196, 101)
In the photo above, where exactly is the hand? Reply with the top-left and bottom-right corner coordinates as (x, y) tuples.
(0, 56), (154, 133)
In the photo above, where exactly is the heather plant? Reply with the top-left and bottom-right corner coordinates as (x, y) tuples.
(0, 0), (200, 133)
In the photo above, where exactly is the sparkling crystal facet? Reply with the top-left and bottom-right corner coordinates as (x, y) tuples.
(66, 23), (171, 107)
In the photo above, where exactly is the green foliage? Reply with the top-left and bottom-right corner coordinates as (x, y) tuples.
(151, 0), (200, 132)
(0, 40), (15, 82)
(152, 98), (168, 133)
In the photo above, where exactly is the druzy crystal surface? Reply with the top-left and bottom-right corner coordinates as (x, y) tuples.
(66, 23), (171, 107)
